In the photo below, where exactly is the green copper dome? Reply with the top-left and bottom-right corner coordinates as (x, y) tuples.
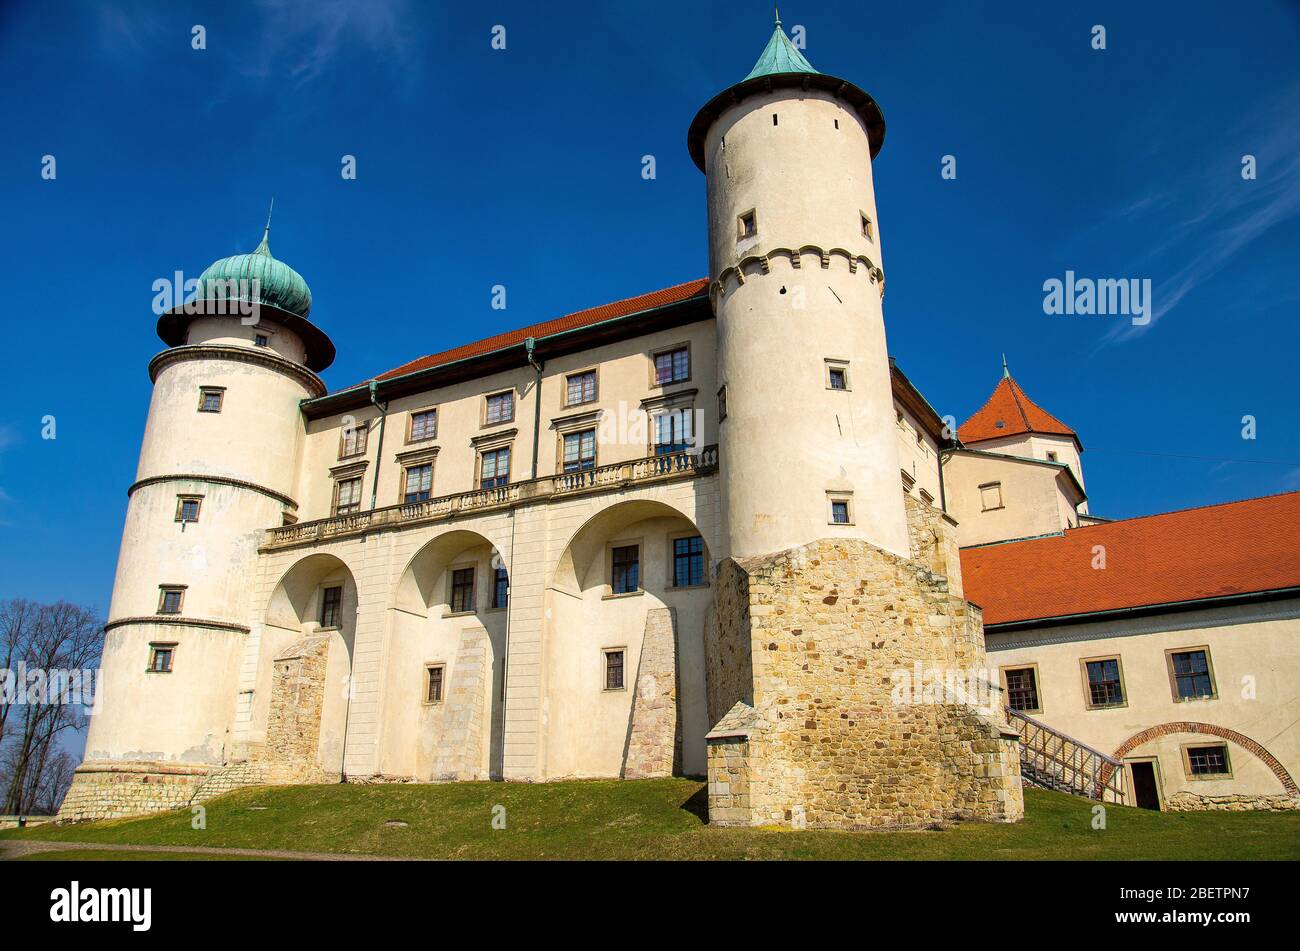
(196, 230), (313, 319)
(742, 17), (819, 80)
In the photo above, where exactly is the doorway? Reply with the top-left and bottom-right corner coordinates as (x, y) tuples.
(1129, 760), (1161, 810)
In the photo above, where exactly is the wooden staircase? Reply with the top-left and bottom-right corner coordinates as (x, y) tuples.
(1005, 707), (1128, 804)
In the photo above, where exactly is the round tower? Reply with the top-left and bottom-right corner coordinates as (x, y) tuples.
(69, 218), (334, 817)
(688, 16), (909, 560)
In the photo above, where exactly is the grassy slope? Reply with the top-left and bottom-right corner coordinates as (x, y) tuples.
(4, 780), (1298, 860)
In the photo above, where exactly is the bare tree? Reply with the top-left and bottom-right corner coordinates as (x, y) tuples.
(0, 600), (103, 815)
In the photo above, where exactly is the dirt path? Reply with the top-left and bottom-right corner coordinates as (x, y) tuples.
(0, 839), (413, 861)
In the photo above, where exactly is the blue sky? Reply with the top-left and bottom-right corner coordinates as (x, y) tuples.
(1, 0), (1298, 615)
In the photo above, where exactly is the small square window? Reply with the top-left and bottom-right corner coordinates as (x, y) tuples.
(148, 643), (175, 673)
(450, 567), (476, 614)
(979, 482), (1003, 512)
(737, 210), (757, 240)
(157, 586), (185, 615)
(604, 649), (625, 691)
(825, 361), (849, 391)
(1168, 648), (1216, 701)
(830, 500), (851, 524)
(254, 334), (269, 347)
(611, 545), (640, 595)
(175, 497), (201, 523)
(653, 346), (690, 386)
(409, 409), (438, 442)
(425, 665), (445, 704)
(485, 390), (515, 425)
(1047, 451), (1059, 462)
(198, 387), (224, 413)
(1185, 744), (1230, 777)
(1004, 666), (1040, 712)
(319, 586), (343, 628)
(861, 213), (874, 241)
(565, 370), (597, 407)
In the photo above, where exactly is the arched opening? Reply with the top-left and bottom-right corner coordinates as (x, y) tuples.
(387, 529), (508, 781)
(546, 499), (712, 780)
(258, 553), (359, 782)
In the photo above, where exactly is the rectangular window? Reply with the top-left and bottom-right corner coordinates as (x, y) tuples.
(319, 586), (343, 628)
(333, 476), (363, 515)
(979, 482), (1003, 511)
(563, 428), (597, 472)
(828, 367), (847, 390)
(148, 643), (175, 673)
(653, 409), (694, 455)
(1084, 658), (1125, 708)
(339, 422), (368, 459)
(403, 463), (434, 503)
(450, 567), (476, 614)
(604, 649), (625, 690)
(199, 387), (224, 413)
(409, 409), (437, 442)
(1186, 744), (1230, 776)
(1046, 451), (1059, 462)
(425, 665), (445, 704)
(565, 370), (597, 407)
(492, 567), (509, 609)
(254, 334), (269, 347)
(1004, 667), (1040, 712)
(485, 390), (515, 425)
(861, 212), (873, 241)
(611, 545), (640, 595)
(738, 210), (757, 240)
(654, 347), (690, 386)
(480, 447), (510, 488)
(157, 586), (184, 615)
(717, 384), (728, 422)
(175, 497), (201, 523)
(830, 500), (851, 524)
(672, 536), (705, 588)
(1169, 648), (1216, 700)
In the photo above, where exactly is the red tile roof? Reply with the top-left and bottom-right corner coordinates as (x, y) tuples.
(368, 278), (709, 385)
(958, 376), (1078, 445)
(961, 491), (1300, 626)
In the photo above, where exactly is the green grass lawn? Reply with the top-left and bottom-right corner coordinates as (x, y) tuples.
(13, 849), (275, 861)
(3, 780), (1297, 860)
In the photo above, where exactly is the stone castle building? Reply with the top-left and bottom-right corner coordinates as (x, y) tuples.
(60, 20), (1298, 825)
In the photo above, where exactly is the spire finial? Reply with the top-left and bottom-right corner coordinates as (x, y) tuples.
(1002, 353), (1011, 379)
(775, 6), (781, 29)
(263, 197), (275, 242)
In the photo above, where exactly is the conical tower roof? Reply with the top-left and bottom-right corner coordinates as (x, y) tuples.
(743, 16), (819, 80)
(958, 364), (1081, 448)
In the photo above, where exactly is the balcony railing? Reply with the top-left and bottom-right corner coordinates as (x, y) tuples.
(1005, 707), (1128, 804)
(264, 445), (718, 550)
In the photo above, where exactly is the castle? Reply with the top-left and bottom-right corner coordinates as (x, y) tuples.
(61, 19), (1298, 825)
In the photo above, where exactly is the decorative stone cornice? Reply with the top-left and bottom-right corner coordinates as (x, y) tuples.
(149, 344), (327, 397)
(710, 244), (885, 302)
(103, 616), (251, 635)
(127, 473), (298, 510)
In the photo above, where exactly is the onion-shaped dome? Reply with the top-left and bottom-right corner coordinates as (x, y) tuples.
(196, 231), (313, 319)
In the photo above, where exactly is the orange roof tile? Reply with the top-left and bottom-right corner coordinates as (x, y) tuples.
(961, 492), (1300, 626)
(958, 376), (1078, 446)
(368, 278), (709, 385)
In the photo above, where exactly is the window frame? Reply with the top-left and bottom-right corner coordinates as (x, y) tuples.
(1181, 742), (1233, 780)
(669, 533), (707, 589)
(332, 475), (364, 516)
(1079, 655), (1127, 710)
(603, 647), (627, 691)
(650, 343), (691, 388)
(737, 208), (757, 241)
(1165, 646), (1218, 702)
(561, 427), (598, 473)
(483, 389), (517, 427)
(827, 492), (854, 526)
(147, 642), (177, 674)
(319, 585), (344, 629)
(174, 495), (203, 523)
(563, 368), (599, 408)
(826, 360), (850, 391)
(860, 211), (874, 242)
(407, 407), (439, 444)
(401, 461), (435, 504)
(1000, 664), (1042, 715)
(489, 566), (509, 611)
(478, 445), (512, 489)
(424, 663), (446, 705)
(979, 481), (1004, 512)
(651, 406), (695, 456)
(447, 564), (477, 616)
(337, 419), (369, 460)
(198, 386), (225, 413)
(717, 384), (728, 422)
(608, 543), (641, 597)
(157, 585), (186, 616)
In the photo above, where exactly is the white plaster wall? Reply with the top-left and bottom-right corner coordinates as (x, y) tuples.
(185, 315), (308, 366)
(894, 403), (942, 505)
(943, 452), (1080, 546)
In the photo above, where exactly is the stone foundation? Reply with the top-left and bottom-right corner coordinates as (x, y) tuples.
(252, 634), (336, 784)
(703, 496), (1023, 830)
(622, 607), (682, 779)
(57, 761), (211, 822)
(1165, 791), (1300, 812)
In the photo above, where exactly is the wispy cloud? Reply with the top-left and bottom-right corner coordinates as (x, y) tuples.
(1096, 82), (1300, 348)
(243, 0), (418, 85)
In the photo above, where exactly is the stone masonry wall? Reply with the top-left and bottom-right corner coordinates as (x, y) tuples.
(704, 497), (1023, 830)
(252, 634), (335, 784)
(703, 559), (754, 726)
(622, 607), (681, 779)
(57, 762), (210, 822)
(431, 624), (489, 781)
(1165, 791), (1300, 812)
